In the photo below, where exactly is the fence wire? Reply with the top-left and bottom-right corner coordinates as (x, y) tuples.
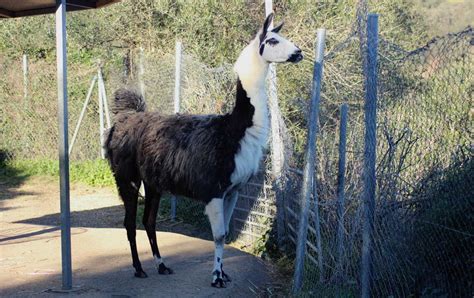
(282, 25), (473, 296)
(0, 19), (472, 298)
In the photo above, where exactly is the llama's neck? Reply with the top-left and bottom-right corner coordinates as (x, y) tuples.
(232, 38), (270, 135)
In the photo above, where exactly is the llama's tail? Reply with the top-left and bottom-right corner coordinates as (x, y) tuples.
(112, 88), (146, 116)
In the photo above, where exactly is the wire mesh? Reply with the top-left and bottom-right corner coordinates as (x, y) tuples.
(282, 23), (473, 297)
(0, 17), (472, 297)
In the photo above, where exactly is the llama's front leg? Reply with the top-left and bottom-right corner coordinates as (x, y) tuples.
(205, 198), (228, 288)
(224, 191), (238, 237)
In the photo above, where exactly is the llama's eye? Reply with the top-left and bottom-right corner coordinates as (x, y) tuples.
(266, 38), (279, 45)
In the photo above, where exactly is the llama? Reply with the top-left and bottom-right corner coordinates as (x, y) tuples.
(105, 13), (303, 288)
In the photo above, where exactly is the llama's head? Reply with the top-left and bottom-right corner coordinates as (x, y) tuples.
(257, 13), (303, 64)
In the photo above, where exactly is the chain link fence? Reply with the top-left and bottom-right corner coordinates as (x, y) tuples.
(1, 13), (472, 297)
(281, 21), (473, 297)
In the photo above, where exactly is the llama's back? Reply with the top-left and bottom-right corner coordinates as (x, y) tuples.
(105, 88), (248, 203)
(136, 112), (239, 202)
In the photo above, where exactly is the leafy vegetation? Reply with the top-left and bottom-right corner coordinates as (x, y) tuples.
(0, 1), (472, 295)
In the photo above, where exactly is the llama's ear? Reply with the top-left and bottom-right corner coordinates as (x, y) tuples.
(259, 13), (274, 42)
(271, 22), (284, 33)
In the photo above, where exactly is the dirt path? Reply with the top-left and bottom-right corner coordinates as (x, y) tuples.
(0, 177), (279, 297)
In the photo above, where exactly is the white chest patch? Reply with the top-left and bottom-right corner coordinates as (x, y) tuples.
(231, 41), (270, 187)
(230, 123), (268, 186)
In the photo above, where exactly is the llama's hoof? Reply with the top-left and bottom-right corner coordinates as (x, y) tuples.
(222, 270), (231, 282)
(225, 232), (233, 244)
(211, 270), (226, 288)
(158, 263), (174, 275)
(134, 269), (148, 278)
(211, 277), (226, 288)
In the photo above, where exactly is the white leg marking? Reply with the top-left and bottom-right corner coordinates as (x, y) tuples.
(224, 192), (239, 235)
(205, 198), (225, 282)
(153, 255), (163, 268)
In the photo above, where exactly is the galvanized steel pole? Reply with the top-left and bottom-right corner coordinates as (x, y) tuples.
(170, 40), (182, 220)
(292, 28), (326, 294)
(139, 47), (146, 100)
(361, 13), (378, 298)
(265, 0), (286, 248)
(98, 67), (105, 159)
(23, 54), (28, 104)
(335, 103), (349, 281)
(55, 0), (72, 290)
(69, 75), (97, 155)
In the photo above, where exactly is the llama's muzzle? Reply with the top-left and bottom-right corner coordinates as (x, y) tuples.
(287, 48), (303, 63)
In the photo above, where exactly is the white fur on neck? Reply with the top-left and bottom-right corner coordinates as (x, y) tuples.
(230, 37), (270, 186)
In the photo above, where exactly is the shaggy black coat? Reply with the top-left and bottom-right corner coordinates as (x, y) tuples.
(105, 79), (255, 203)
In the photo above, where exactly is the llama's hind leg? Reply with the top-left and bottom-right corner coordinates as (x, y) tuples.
(143, 184), (173, 275)
(205, 198), (227, 288)
(119, 181), (147, 278)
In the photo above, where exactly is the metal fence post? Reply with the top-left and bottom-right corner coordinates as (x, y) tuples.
(335, 103), (349, 282)
(55, 0), (72, 290)
(139, 47), (146, 100)
(98, 69), (111, 128)
(170, 40), (182, 220)
(292, 28), (326, 294)
(312, 174), (324, 283)
(69, 75), (97, 155)
(23, 54), (28, 104)
(357, 0), (368, 74)
(265, 0), (286, 248)
(98, 66), (106, 159)
(361, 14), (379, 298)
(173, 40), (182, 114)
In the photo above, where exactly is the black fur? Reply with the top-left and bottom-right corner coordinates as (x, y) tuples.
(259, 13), (273, 43)
(112, 88), (146, 115)
(259, 43), (265, 55)
(105, 78), (254, 203)
(105, 78), (255, 278)
(271, 22), (284, 33)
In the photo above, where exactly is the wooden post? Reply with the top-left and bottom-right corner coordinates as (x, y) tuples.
(334, 103), (349, 282)
(292, 29), (326, 294)
(361, 14), (378, 298)
(55, 0), (72, 290)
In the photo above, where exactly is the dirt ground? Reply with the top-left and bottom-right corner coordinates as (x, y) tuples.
(0, 176), (283, 297)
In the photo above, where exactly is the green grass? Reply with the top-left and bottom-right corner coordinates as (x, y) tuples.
(0, 158), (115, 187)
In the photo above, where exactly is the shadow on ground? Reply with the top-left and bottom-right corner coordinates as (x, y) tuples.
(1, 228), (275, 297)
(13, 205), (213, 241)
(0, 161), (283, 296)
